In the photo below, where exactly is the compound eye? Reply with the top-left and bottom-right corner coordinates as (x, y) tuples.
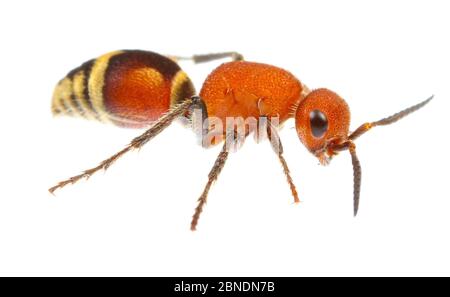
(309, 109), (328, 138)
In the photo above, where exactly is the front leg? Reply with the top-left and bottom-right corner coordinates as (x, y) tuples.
(263, 116), (300, 204)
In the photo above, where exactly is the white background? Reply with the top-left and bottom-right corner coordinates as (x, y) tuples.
(0, 0), (449, 276)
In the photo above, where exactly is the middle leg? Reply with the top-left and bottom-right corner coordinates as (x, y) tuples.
(190, 135), (233, 231)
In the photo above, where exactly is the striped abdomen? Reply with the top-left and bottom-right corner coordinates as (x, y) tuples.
(51, 50), (196, 128)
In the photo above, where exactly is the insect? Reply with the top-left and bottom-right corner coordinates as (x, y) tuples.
(49, 50), (432, 230)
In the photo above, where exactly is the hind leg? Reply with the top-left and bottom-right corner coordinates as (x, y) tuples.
(167, 51), (244, 64)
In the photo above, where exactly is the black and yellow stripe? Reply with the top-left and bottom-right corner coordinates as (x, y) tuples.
(51, 50), (196, 126)
(51, 53), (118, 121)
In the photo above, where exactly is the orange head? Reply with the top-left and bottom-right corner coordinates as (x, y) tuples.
(295, 88), (350, 164)
(294, 87), (432, 216)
